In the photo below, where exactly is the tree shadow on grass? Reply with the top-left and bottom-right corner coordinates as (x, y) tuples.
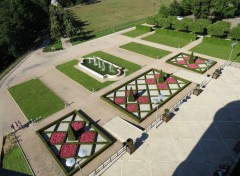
(0, 168), (31, 176)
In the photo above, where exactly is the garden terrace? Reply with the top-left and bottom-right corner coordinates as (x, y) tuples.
(37, 111), (114, 176)
(102, 69), (191, 123)
(142, 28), (197, 48)
(8, 79), (65, 121)
(166, 53), (217, 74)
(56, 51), (141, 91)
(120, 42), (170, 59)
(191, 37), (240, 63)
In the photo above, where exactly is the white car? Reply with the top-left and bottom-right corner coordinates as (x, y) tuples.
(177, 16), (183, 20)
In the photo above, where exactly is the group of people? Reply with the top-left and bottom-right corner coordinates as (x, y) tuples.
(10, 120), (23, 132)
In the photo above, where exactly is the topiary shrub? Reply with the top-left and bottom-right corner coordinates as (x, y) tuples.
(128, 87), (135, 102)
(67, 124), (78, 141)
(188, 52), (195, 64)
(158, 70), (165, 83)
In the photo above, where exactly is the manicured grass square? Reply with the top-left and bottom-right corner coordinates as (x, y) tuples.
(123, 30), (149, 38)
(3, 145), (32, 175)
(120, 42), (170, 59)
(56, 51), (141, 91)
(191, 43), (240, 63)
(142, 33), (193, 48)
(9, 79), (65, 121)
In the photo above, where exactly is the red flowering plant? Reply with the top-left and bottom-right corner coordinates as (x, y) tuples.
(50, 132), (66, 144)
(146, 78), (156, 84)
(157, 83), (169, 90)
(166, 77), (177, 83)
(71, 121), (85, 132)
(183, 56), (189, 61)
(59, 144), (78, 158)
(195, 59), (205, 64)
(188, 64), (199, 69)
(154, 74), (160, 79)
(80, 131), (96, 143)
(126, 104), (138, 112)
(177, 60), (186, 65)
(137, 96), (149, 104)
(114, 97), (125, 104)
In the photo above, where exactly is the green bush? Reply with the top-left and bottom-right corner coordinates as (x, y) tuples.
(128, 87), (135, 102)
(172, 18), (192, 31)
(189, 52), (195, 64)
(207, 21), (230, 37)
(158, 70), (165, 83)
(67, 124), (78, 141)
(155, 28), (197, 40)
(146, 17), (156, 25)
(135, 25), (152, 32)
(189, 19), (211, 34)
(230, 26), (240, 40)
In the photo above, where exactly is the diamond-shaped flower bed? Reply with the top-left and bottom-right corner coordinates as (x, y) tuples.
(37, 111), (113, 176)
(102, 69), (191, 122)
(166, 53), (217, 73)
(50, 132), (66, 144)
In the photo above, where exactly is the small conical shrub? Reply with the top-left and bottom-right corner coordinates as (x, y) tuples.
(128, 87), (135, 102)
(189, 52), (195, 64)
(158, 70), (165, 83)
(67, 124), (78, 141)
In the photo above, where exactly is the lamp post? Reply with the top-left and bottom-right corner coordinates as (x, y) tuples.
(78, 149), (87, 175)
(228, 42), (237, 66)
(152, 94), (165, 128)
(206, 59), (212, 77)
(112, 11), (115, 32)
(153, 1), (156, 16)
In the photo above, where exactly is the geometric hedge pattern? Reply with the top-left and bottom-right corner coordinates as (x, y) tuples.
(166, 53), (217, 73)
(103, 69), (190, 122)
(38, 111), (113, 176)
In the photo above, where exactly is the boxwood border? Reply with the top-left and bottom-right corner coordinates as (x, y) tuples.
(166, 53), (217, 74)
(101, 68), (191, 123)
(36, 110), (114, 176)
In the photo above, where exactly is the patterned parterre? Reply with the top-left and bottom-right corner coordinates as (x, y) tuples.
(103, 69), (190, 122)
(37, 111), (113, 175)
(166, 53), (217, 73)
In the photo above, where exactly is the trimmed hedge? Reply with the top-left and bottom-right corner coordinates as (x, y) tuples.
(135, 25), (152, 32)
(155, 28), (197, 40)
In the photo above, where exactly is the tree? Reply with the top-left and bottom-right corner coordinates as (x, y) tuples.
(128, 87), (135, 102)
(157, 17), (171, 29)
(207, 21), (230, 37)
(211, 0), (237, 19)
(189, 19), (211, 34)
(230, 26), (240, 40)
(172, 18), (192, 31)
(168, 0), (184, 16)
(158, 70), (165, 83)
(189, 52), (195, 64)
(158, 5), (170, 18)
(0, 0), (48, 57)
(191, 0), (212, 19)
(181, 0), (192, 15)
(146, 17), (156, 25)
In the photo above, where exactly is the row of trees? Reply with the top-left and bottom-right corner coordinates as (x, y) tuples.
(159, 0), (240, 19)
(147, 16), (240, 40)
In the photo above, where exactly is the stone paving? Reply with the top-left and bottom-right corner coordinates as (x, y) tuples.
(0, 26), (238, 176)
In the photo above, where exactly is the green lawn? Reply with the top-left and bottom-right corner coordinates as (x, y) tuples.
(123, 29), (149, 38)
(56, 51), (141, 91)
(120, 42), (170, 59)
(43, 41), (63, 52)
(68, 0), (172, 33)
(9, 79), (65, 121)
(3, 145), (32, 175)
(191, 43), (240, 63)
(142, 33), (193, 48)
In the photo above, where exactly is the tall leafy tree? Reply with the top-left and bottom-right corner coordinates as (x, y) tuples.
(189, 19), (211, 34)
(181, 0), (192, 15)
(168, 0), (184, 16)
(158, 5), (170, 17)
(230, 26), (240, 40)
(211, 0), (237, 19)
(191, 0), (212, 19)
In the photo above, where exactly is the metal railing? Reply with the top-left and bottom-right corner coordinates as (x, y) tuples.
(88, 146), (127, 176)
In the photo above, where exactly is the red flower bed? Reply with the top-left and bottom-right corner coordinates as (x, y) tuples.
(59, 144), (77, 158)
(157, 83), (169, 90)
(80, 131), (96, 143)
(166, 77), (177, 83)
(126, 104), (138, 112)
(177, 60), (186, 65)
(50, 132), (66, 144)
(195, 59), (205, 64)
(188, 64), (199, 69)
(114, 97), (125, 104)
(126, 90), (137, 96)
(137, 96), (149, 104)
(146, 78), (156, 84)
(71, 121), (84, 131)
(154, 74), (160, 78)
(183, 56), (189, 61)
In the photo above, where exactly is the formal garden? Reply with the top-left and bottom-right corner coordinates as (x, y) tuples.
(102, 69), (191, 122)
(166, 53), (217, 73)
(37, 111), (114, 176)
(8, 79), (65, 121)
(120, 42), (170, 59)
(56, 51), (141, 91)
